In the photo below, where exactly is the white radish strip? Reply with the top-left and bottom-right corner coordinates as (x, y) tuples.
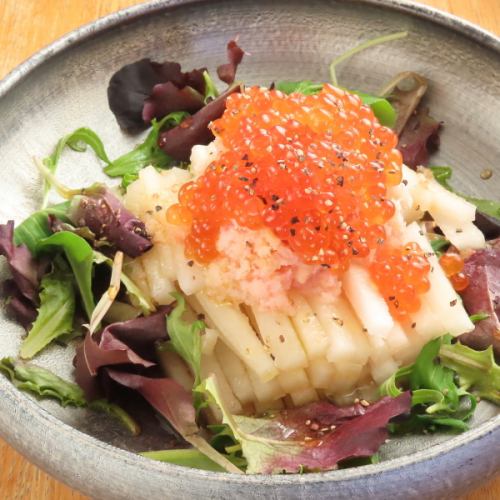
(277, 368), (311, 393)
(394, 325), (426, 365)
(247, 368), (285, 402)
(343, 264), (394, 339)
(201, 354), (243, 414)
(438, 221), (485, 251)
(409, 298), (446, 341)
(254, 399), (285, 414)
(289, 292), (329, 361)
(172, 244), (205, 295)
(427, 181), (476, 226)
(202, 328), (219, 356)
(307, 359), (337, 389)
(123, 260), (152, 301)
(386, 322), (411, 357)
(332, 362), (365, 392)
(140, 245), (176, 305)
(309, 295), (371, 366)
(368, 338), (400, 384)
(157, 349), (194, 391)
(195, 292), (278, 382)
(290, 387), (319, 406)
(404, 222), (474, 336)
(251, 309), (308, 371)
(214, 341), (256, 406)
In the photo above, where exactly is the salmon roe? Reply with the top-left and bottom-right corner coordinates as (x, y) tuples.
(168, 85), (404, 270)
(439, 252), (469, 291)
(370, 242), (431, 321)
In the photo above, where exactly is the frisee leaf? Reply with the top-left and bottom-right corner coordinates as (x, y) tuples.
(429, 166), (500, 221)
(104, 111), (189, 180)
(203, 71), (220, 103)
(0, 357), (140, 434)
(20, 258), (76, 359)
(274, 80), (324, 95)
(439, 343), (500, 405)
(36, 231), (95, 319)
(429, 237), (450, 257)
(0, 357), (86, 407)
(41, 128), (111, 208)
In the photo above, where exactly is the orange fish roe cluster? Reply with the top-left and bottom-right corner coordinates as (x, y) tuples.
(439, 252), (470, 291)
(167, 84), (404, 269)
(370, 242), (431, 321)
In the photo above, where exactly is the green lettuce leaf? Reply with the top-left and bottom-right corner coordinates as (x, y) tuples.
(203, 71), (220, 103)
(430, 166), (500, 221)
(13, 201), (71, 255)
(41, 128), (111, 207)
(36, 231), (95, 319)
(275, 80), (324, 95)
(104, 111), (189, 181)
(164, 292), (204, 386)
(439, 343), (500, 405)
(0, 357), (85, 407)
(429, 237), (450, 257)
(0, 357), (140, 434)
(20, 258), (76, 359)
(141, 448), (234, 472)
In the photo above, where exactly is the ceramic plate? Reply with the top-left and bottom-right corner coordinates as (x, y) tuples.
(0, 1), (499, 498)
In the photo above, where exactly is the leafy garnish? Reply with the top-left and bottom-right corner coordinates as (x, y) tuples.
(36, 231), (95, 319)
(439, 342), (500, 405)
(103, 112), (188, 181)
(329, 31), (408, 86)
(380, 336), (483, 433)
(469, 312), (490, 324)
(203, 375), (410, 474)
(13, 202), (71, 255)
(274, 80), (324, 95)
(141, 448), (230, 472)
(203, 71), (219, 103)
(430, 237), (450, 257)
(106, 369), (242, 474)
(0, 357), (86, 407)
(216, 39), (245, 85)
(163, 293), (204, 386)
(20, 258), (75, 359)
(0, 357), (139, 434)
(41, 128), (111, 207)
(430, 166), (500, 221)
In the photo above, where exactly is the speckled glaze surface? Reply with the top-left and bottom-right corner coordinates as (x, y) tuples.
(0, 1), (499, 498)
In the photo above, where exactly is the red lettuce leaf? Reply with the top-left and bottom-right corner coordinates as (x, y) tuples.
(459, 242), (500, 355)
(217, 40), (245, 85)
(158, 85), (241, 162)
(106, 369), (198, 436)
(100, 305), (172, 360)
(74, 330), (155, 401)
(107, 58), (206, 133)
(70, 187), (152, 258)
(142, 82), (204, 123)
(397, 107), (442, 168)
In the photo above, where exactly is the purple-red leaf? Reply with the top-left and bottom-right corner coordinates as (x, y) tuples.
(217, 40), (245, 85)
(459, 242), (500, 356)
(397, 107), (442, 168)
(100, 305), (172, 360)
(106, 369), (198, 436)
(70, 188), (152, 258)
(142, 83), (204, 123)
(0, 221), (40, 303)
(107, 58), (206, 132)
(74, 330), (154, 401)
(158, 85), (241, 162)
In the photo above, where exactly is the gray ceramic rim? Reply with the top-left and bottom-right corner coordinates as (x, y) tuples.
(0, 0), (499, 495)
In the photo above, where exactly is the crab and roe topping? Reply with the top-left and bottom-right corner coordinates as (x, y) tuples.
(167, 85), (431, 315)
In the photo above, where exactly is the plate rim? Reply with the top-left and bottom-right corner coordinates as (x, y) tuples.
(0, 0), (499, 495)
